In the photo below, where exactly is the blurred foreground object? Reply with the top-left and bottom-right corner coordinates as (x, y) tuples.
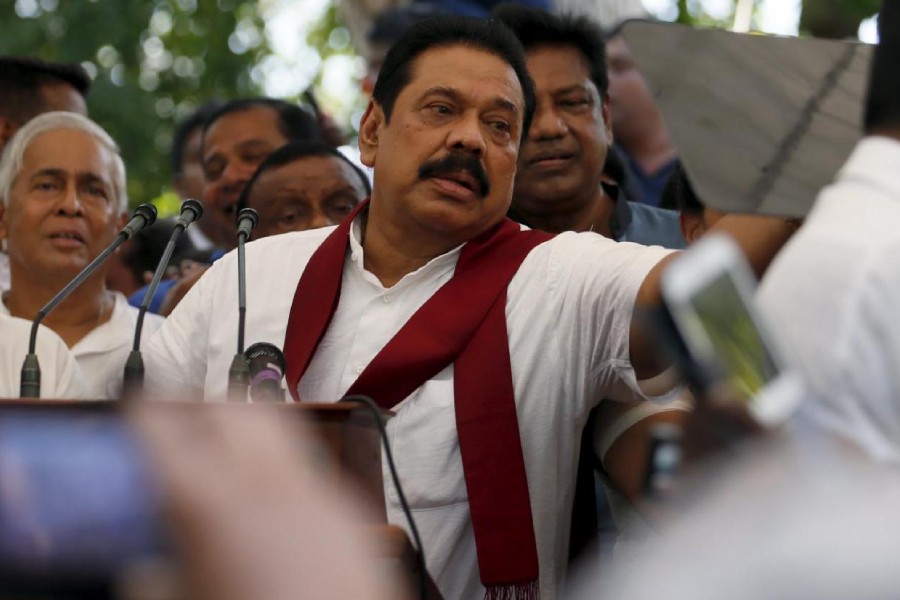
(572, 423), (900, 600)
(131, 402), (397, 600)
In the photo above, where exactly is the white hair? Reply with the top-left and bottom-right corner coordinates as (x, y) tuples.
(0, 111), (128, 213)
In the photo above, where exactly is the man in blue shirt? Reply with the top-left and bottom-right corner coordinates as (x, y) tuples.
(495, 5), (685, 249)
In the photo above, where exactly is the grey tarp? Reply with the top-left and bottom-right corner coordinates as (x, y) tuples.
(622, 21), (873, 217)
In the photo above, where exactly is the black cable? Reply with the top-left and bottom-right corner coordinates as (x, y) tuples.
(339, 395), (428, 600)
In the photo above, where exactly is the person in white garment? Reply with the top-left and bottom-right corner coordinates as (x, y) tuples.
(0, 313), (85, 399)
(145, 16), (796, 599)
(756, 1), (900, 465)
(0, 112), (163, 400)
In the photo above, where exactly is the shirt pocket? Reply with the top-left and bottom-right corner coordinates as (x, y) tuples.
(383, 373), (469, 510)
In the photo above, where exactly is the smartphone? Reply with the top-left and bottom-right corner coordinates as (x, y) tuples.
(0, 403), (171, 597)
(660, 234), (804, 427)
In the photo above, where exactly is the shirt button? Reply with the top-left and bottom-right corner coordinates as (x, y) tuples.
(355, 365), (364, 374)
(383, 295), (392, 304)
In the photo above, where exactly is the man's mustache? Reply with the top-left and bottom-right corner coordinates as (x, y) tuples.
(418, 152), (491, 198)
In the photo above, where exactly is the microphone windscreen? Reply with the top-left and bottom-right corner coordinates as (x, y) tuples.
(180, 199), (204, 223)
(135, 203), (158, 227)
(246, 342), (287, 376)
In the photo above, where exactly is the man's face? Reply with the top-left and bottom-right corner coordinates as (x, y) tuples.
(0, 82), (87, 155)
(0, 128), (122, 282)
(359, 45), (524, 246)
(513, 45), (611, 213)
(246, 155), (367, 239)
(174, 127), (205, 201)
(201, 106), (289, 248)
(606, 36), (657, 137)
(40, 82), (87, 116)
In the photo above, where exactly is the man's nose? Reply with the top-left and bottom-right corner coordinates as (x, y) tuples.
(529, 105), (567, 141)
(309, 208), (331, 230)
(221, 160), (256, 190)
(56, 181), (84, 216)
(446, 111), (487, 156)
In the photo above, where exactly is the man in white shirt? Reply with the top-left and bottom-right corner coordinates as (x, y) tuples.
(757, 2), (900, 465)
(0, 314), (85, 399)
(0, 112), (163, 399)
(146, 16), (794, 599)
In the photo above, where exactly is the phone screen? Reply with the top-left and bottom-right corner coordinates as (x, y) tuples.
(0, 407), (169, 589)
(676, 271), (780, 402)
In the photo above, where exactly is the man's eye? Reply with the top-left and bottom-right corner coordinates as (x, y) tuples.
(34, 179), (58, 192)
(489, 120), (511, 133)
(428, 104), (453, 116)
(241, 151), (268, 166)
(204, 161), (224, 181)
(279, 213), (298, 224)
(560, 98), (592, 109)
(330, 203), (355, 217)
(86, 184), (107, 198)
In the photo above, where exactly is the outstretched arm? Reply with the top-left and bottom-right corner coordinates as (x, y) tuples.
(629, 214), (799, 380)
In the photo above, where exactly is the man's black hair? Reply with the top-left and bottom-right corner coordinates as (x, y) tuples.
(493, 4), (609, 98)
(0, 55), (91, 123)
(369, 3), (448, 45)
(202, 97), (322, 148)
(661, 162), (703, 214)
(864, 2), (900, 133)
(371, 15), (536, 141)
(171, 100), (224, 177)
(237, 141), (371, 212)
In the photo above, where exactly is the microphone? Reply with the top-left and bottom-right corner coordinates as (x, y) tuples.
(20, 204), (158, 397)
(122, 200), (203, 400)
(227, 208), (258, 402)
(246, 342), (286, 402)
(237, 207), (258, 243)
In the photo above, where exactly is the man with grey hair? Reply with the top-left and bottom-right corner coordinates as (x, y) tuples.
(0, 111), (163, 399)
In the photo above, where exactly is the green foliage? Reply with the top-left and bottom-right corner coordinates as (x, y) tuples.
(1, 0), (270, 211)
(800, 0), (879, 39)
(306, 3), (365, 137)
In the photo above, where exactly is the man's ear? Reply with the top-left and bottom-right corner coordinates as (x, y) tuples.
(679, 211), (705, 245)
(358, 98), (385, 168)
(600, 96), (614, 144)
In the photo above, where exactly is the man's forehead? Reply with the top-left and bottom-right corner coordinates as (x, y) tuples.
(269, 155), (357, 184)
(203, 106), (284, 153)
(407, 45), (524, 103)
(605, 36), (630, 59)
(21, 129), (113, 175)
(526, 45), (596, 91)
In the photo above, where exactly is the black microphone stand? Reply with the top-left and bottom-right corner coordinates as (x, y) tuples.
(122, 200), (203, 400)
(227, 208), (258, 402)
(19, 204), (158, 398)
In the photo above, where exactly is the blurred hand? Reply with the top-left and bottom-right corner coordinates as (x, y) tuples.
(129, 403), (395, 600)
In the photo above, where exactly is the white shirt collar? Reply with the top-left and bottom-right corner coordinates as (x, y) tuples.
(347, 210), (464, 291)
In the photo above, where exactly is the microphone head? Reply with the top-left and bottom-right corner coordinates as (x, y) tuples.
(181, 199), (204, 223)
(237, 207), (259, 228)
(135, 203), (158, 228)
(245, 342), (287, 375)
